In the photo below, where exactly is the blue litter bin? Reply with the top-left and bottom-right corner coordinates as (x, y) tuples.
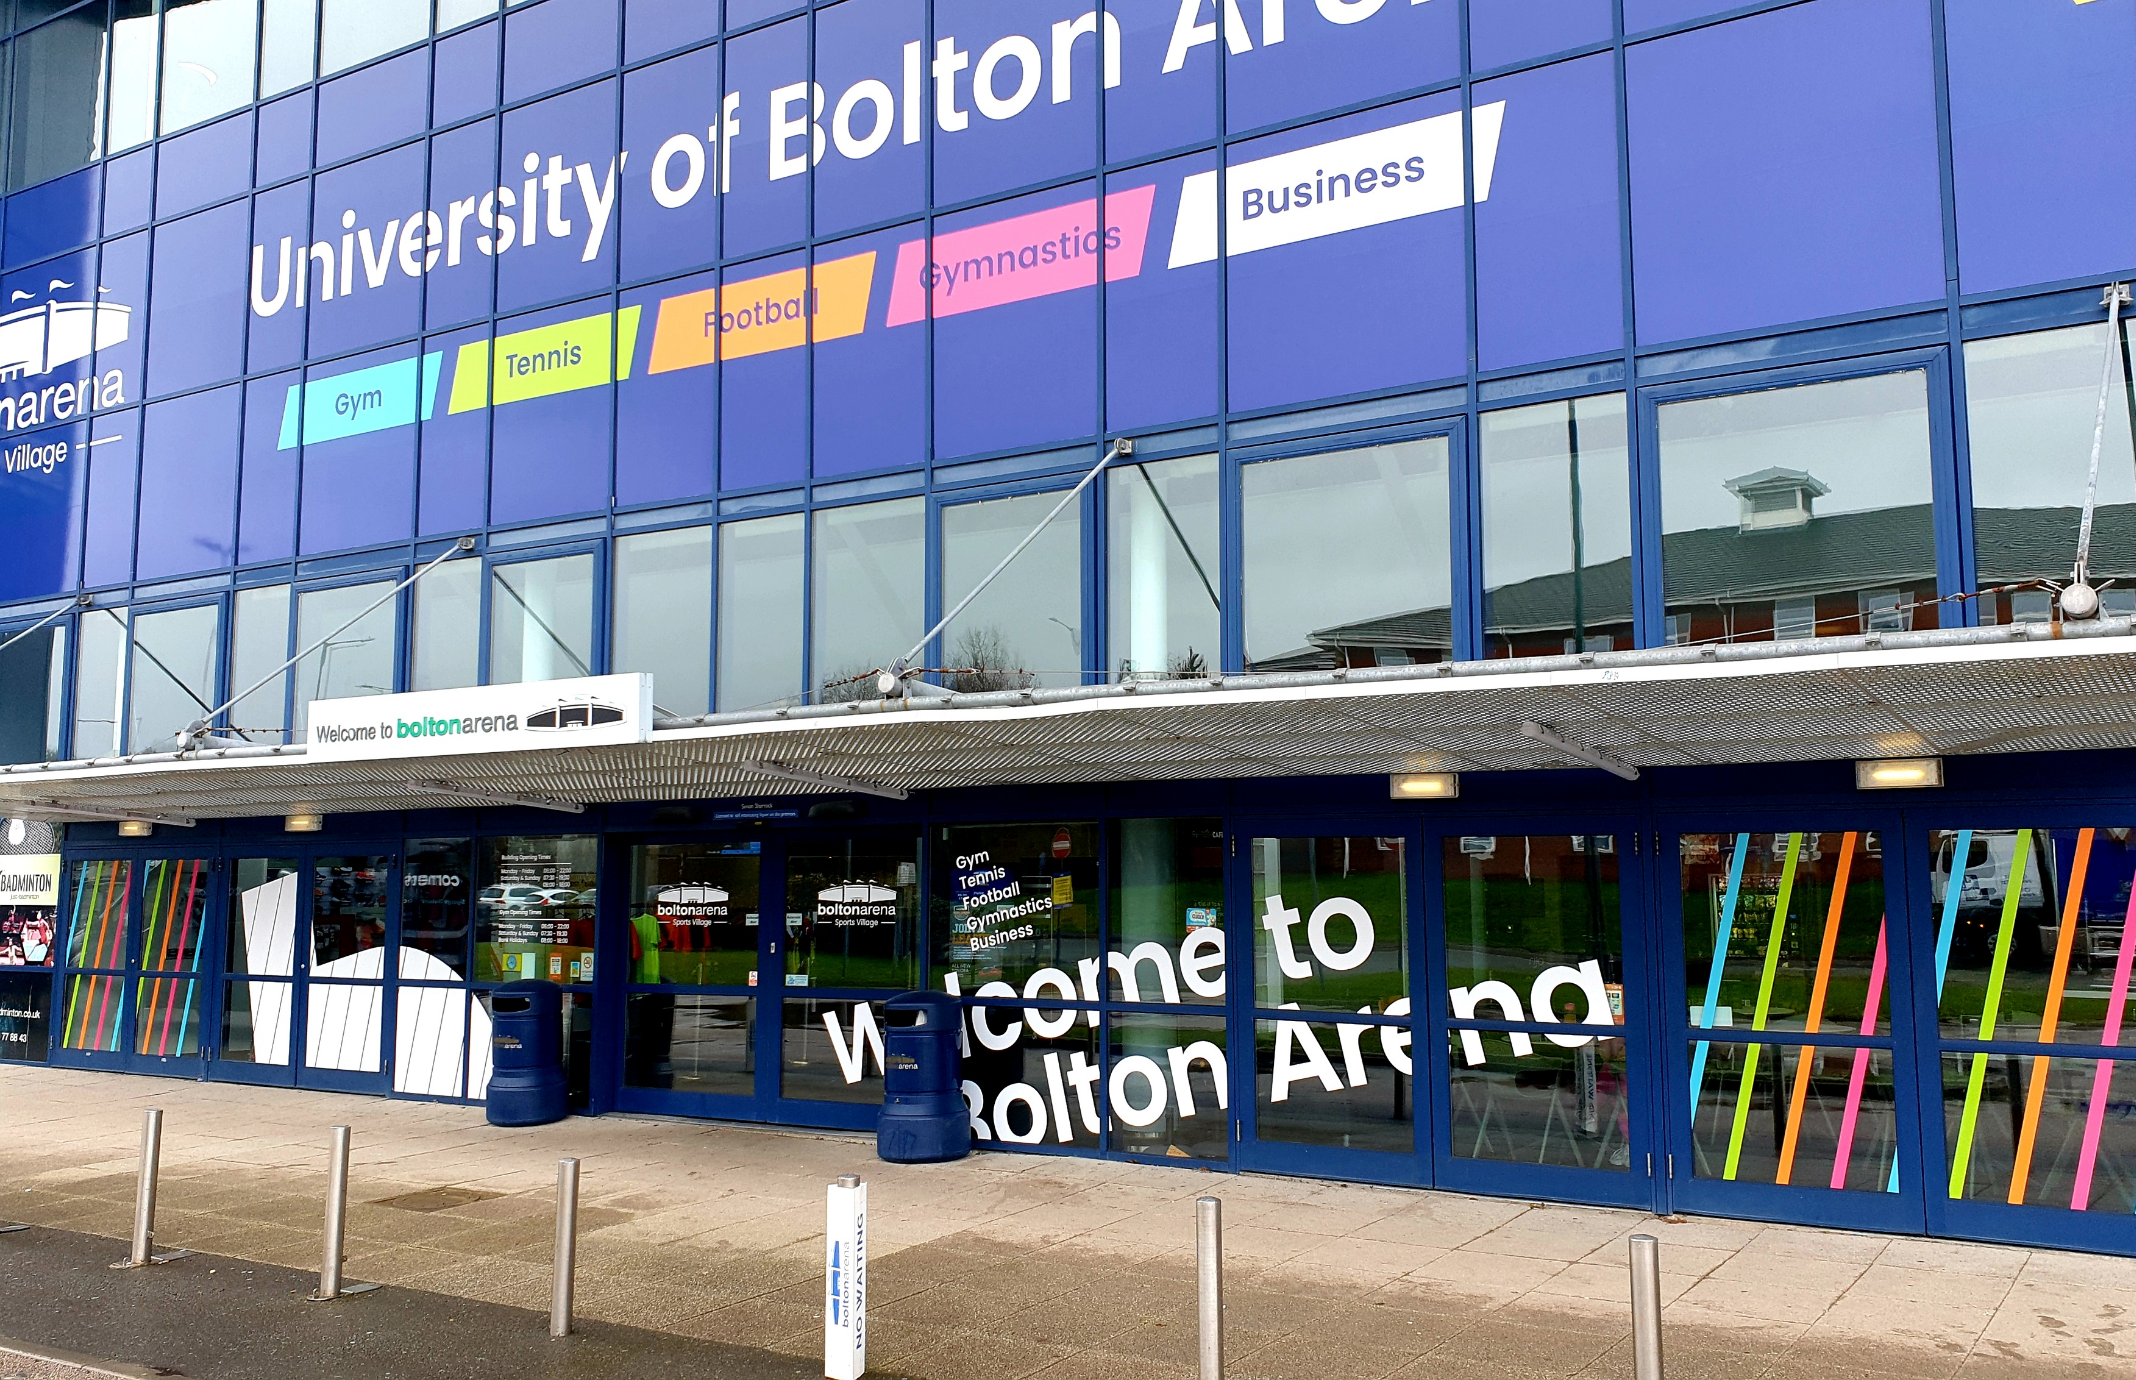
(877, 992), (970, 1163)
(486, 980), (569, 1127)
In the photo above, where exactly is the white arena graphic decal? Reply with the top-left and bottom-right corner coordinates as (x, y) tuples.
(0, 282), (132, 438)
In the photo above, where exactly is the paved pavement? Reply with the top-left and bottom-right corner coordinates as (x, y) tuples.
(2, 1065), (2133, 1380)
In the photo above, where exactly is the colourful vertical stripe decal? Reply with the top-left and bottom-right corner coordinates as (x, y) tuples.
(1831, 918), (1891, 1190)
(1949, 828), (2032, 1199)
(1778, 832), (1856, 1185)
(1689, 833), (1753, 1109)
(1725, 833), (1803, 1180)
(2068, 876), (2136, 1210)
(135, 861), (173, 1056)
(1885, 829), (1975, 1195)
(85, 862), (128, 1050)
(167, 861), (205, 1057)
(2008, 830), (2093, 1205)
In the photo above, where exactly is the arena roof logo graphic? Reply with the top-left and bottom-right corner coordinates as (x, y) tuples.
(0, 283), (129, 384)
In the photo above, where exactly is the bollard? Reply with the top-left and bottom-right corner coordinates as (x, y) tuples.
(1197, 1196), (1223, 1380)
(1629, 1233), (1665, 1380)
(825, 1174), (867, 1380)
(109, 1109), (187, 1269)
(551, 1158), (580, 1339)
(306, 1126), (379, 1301)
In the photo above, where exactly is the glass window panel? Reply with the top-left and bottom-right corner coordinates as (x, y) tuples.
(626, 842), (761, 987)
(716, 513), (803, 712)
(311, 856), (389, 970)
(1250, 835), (1407, 1014)
(785, 833), (920, 991)
(60, 973), (123, 1051)
(1963, 323), (2136, 624)
(1442, 835), (1625, 1009)
(1451, 1036), (1630, 1172)
(438, 0), (501, 30)
(402, 838), (473, 978)
(1253, 1015), (1413, 1154)
(1242, 439), (1452, 671)
(1680, 832), (1893, 1038)
(127, 604), (219, 753)
(393, 984), (469, 1096)
(10, 11), (103, 192)
(71, 607), (127, 760)
(1107, 455), (1220, 682)
(1929, 827), (2136, 1047)
(0, 625), (68, 766)
(64, 859), (131, 970)
(1482, 395), (1634, 658)
(228, 585), (291, 743)
(103, 0), (157, 156)
(160, 0), (257, 134)
(1111, 817), (1224, 1006)
(226, 857), (300, 976)
(0, 972), (53, 1062)
(411, 558), (481, 692)
(1658, 371), (1940, 646)
(476, 835), (597, 983)
(1109, 1012), (1228, 1159)
(139, 858), (211, 974)
(489, 554), (596, 686)
(626, 993), (753, 1094)
(963, 1018), (1102, 1151)
(319, 0), (426, 74)
(939, 491), (1082, 691)
(258, 0), (316, 95)
(1692, 1038), (1899, 1192)
(783, 997), (886, 1105)
(1942, 1054), (2136, 1214)
(936, 822), (1099, 993)
(615, 525), (712, 718)
(220, 977), (292, 1065)
(304, 980), (382, 1070)
(132, 977), (204, 1057)
(811, 499), (922, 704)
(293, 581), (397, 740)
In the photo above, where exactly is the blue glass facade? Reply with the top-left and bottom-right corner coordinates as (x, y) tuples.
(0, 0), (2134, 1259)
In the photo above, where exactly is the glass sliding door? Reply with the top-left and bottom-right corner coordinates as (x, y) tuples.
(1436, 831), (1653, 1205)
(301, 854), (393, 1090)
(216, 856), (299, 1084)
(57, 860), (133, 1058)
(618, 840), (768, 1114)
(131, 858), (212, 1067)
(1926, 826), (2136, 1253)
(1668, 828), (1921, 1231)
(779, 832), (921, 1123)
(1237, 829), (1419, 1183)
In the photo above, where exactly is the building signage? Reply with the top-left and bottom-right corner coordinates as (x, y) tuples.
(0, 855), (61, 909)
(305, 673), (653, 764)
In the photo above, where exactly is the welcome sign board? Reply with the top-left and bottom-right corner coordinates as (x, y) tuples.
(305, 674), (653, 764)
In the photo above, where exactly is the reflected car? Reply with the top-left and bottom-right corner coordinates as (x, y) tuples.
(478, 884), (548, 914)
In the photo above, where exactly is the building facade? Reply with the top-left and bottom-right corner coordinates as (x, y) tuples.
(0, 0), (2134, 1258)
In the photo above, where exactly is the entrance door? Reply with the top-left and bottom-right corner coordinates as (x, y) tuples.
(212, 856), (303, 1086)
(53, 857), (216, 1075)
(1661, 826), (1925, 1233)
(297, 853), (395, 1093)
(1231, 826), (1423, 1185)
(1430, 827), (1659, 1209)
(615, 839), (774, 1118)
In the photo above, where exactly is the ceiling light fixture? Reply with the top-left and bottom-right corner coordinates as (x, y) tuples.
(1855, 757), (1943, 790)
(1389, 772), (1459, 799)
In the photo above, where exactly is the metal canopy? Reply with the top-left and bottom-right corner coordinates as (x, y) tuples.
(5, 619), (2136, 823)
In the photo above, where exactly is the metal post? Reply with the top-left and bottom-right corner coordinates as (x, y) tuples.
(1197, 1196), (1223, 1380)
(551, 1159), (580, 1339)
(307, 1126), (378, 1301)
(128, 1109), (159, 1265)
(1630, 1233), (1665, 1380)
(109, 1109), (186, 1269)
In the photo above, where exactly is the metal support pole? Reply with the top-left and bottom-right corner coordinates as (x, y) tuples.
(307, 1126), (377, 1301)
(551, 1158), (580, 1339)
(109, 1109), (186, 1268)
(1197, 1196), (1223, 1380)
(1630, 1233), (1665, 1380)
(130, 1108), (160, 1265)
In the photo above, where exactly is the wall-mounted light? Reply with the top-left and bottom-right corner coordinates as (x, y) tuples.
(1390, 772), (1459, 800)
(117, 819), (153, 837)
(1856, 757), (1943, 790)
(284, 811), (325, 833)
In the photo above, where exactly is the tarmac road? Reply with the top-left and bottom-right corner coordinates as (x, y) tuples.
(0, 1224), (835, 1380)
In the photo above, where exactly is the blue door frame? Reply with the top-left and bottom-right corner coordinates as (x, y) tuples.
(49, 854), (221, 1081)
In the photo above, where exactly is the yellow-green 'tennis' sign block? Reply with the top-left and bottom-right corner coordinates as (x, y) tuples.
(448, 305), (642, 413)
